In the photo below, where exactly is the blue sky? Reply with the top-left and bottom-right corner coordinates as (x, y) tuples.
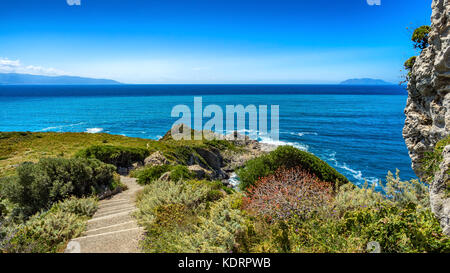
(0, 0), (432, 84)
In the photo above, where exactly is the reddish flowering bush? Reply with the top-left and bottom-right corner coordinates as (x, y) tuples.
(243, 167), (333, 221)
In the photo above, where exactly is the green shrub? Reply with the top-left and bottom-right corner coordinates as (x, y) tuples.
(136, 178), (240, 253)
(383, 170), (429, 209)
(133, 165), (172, 185)
(133, 164), (195, 185)
(335, 170), (429, 215)
(169, 165), (194, 181)
(50, 196), (98, 218)
(412, 25), (431, 50)
(421, 136), (450, 183)
(180, 194), (246, 253)
(237, 145), (349, 190)
(0, 157), (115, 219)
(3, 197), (96, 253)
(342, 203), (449, 253)
(136, 179), (212, 226)
(76, 145), (149, 168)
(140, 193), (245, 253)
(404, 56), (416, 71)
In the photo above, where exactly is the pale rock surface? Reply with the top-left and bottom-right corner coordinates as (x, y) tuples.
(403, 0), (450, 234)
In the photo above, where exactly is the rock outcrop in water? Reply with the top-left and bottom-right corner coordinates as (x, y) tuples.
(403, 0), (450, 234)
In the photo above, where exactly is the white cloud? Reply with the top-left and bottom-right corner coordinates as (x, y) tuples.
(0, 57), (67, 76)
(0, 58), (20, 70)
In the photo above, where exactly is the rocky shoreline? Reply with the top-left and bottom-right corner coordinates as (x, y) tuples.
(120, 126), (278, 188)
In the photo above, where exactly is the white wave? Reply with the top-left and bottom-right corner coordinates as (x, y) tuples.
(327, 152), (379, 185)
(290, 131), (318, 137)
(39, 122), (86, 132)
(228, 172), (240, 188)
(259, 136), (309, 151)
(85, 128), (103, 134)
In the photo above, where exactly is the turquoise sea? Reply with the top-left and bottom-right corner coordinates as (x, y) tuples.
(0, 84), (415, 186)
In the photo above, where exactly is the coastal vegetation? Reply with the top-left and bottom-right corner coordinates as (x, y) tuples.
(403, 25), (431, 82)
(0, 157), (117, 220)
(1, 131), (449, 253)
(421, 136), (450, 184)
(135, 165), (448, 253)
(412, 25), (432, 50)
(237, 145), (349, 191)
(75, 145), (150, 169)
(1, 197), (97, 253)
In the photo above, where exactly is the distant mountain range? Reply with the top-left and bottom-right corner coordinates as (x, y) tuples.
(340, 78), (393, 85)
(0, 73), (121, 85)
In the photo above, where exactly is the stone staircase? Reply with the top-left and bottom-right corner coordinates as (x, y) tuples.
(65, 176), (144, 253)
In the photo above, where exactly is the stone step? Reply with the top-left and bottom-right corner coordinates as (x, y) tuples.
(98, 198), (129, 205)
(70, 227), (144, 253)
(87, 211), (135, 230)
(85, 221), (138, 236)
(93, 207), (136, 219)
(98, 200), (131, 209)
(96, 204), (135, 214)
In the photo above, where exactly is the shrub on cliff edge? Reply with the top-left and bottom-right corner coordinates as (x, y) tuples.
(76, 145), (149, 168)
(0, 157), (115, 219)
(237, 145), (349, 190)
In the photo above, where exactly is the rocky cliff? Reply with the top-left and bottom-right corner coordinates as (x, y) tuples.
(403, 0), (450, 234)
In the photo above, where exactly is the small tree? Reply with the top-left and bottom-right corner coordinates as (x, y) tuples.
(402, 25), (431, 84)
(412, 25), (431, 50)
(402, 56), (417, 82)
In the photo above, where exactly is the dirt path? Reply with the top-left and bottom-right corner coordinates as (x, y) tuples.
(65, 176), (144, 253)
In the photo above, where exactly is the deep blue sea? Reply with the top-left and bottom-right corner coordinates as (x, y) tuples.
(0, 84), (415, 186)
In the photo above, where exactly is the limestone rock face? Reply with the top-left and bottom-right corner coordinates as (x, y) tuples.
(144, 151), (169, 166)
(403, 0), (450, 234)
(430, 146), (450, 235)
(188, 164), (212, 179)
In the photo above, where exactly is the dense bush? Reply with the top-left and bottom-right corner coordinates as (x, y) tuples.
(139, 191), (244, 253)
(237, 168), (449, 253)
(237, 145), (349, 190)
(335, 170), (429, 214)
(136, 178), (243, 253)
(169, 165), (195, 181)
(2, 197), (97, 253)
(421, 136), (450, 183)
(76, 145), (149, 168)
(133, 165), (172, 185)
(342, 203), (449, 253)
(0, 157), (114, 219)
(243, 167), (333, 221)
(404, 56), (416, 71)
(132, 164), (195, 185)
(135, 179), (212, 226)
(412, 25), (431, 50)
(176, 194), (245, 253)
(50, 196), (98, 218)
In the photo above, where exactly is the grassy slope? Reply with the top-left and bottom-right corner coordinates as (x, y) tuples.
(0, 132), (152, 177)
(0, 131), (241, 177)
